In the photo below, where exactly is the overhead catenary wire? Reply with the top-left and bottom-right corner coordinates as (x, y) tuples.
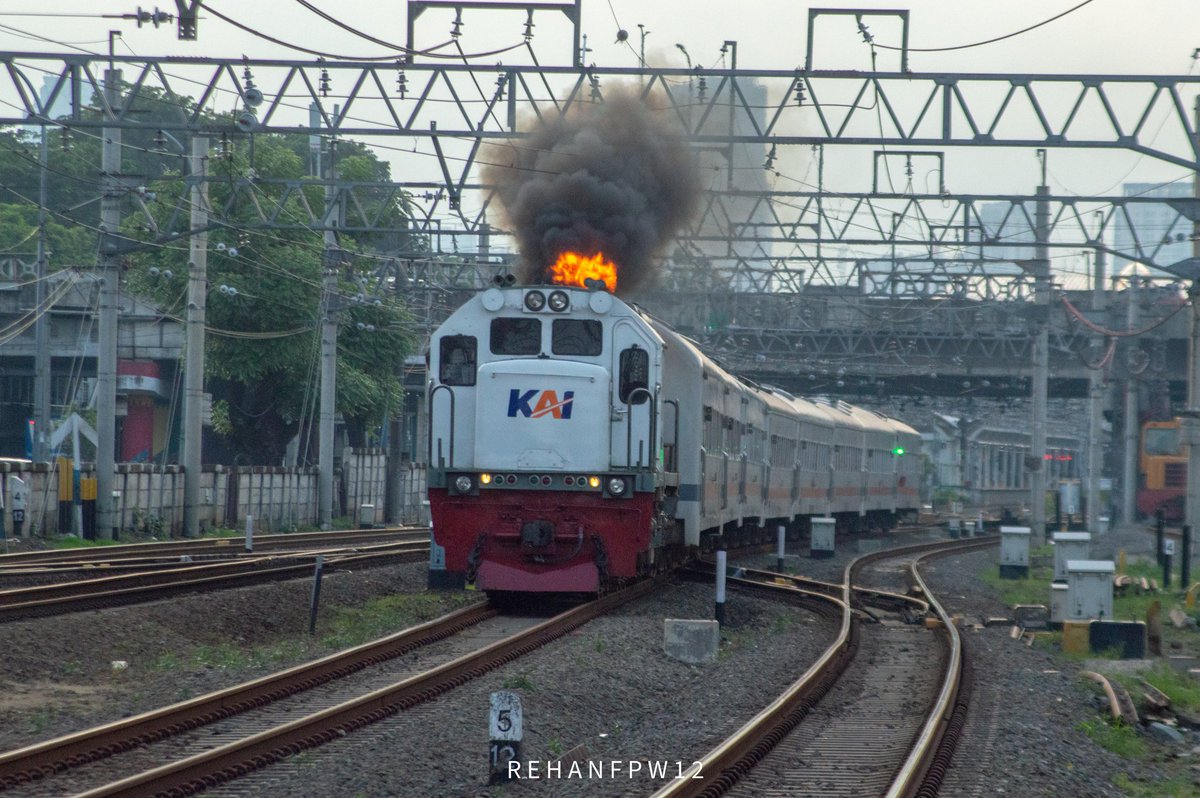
(7, 28), (1190, 302)
(203, 2), (528, 61)
(872, 0), (1100, 54)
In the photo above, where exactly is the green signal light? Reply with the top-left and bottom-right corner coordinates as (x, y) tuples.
(892, 446), (905, 455)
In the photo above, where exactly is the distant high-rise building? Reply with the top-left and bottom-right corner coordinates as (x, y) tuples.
(1113, 182), (1192, 270)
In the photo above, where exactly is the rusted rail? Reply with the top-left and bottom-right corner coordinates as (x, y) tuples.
(0, 543), (428, 623)
(652, 535), (996, 798)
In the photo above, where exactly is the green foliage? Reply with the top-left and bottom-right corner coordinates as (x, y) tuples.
(1113, 772), (1198, 797)
(979, 564), (1053, 607)
(0, 79), (425, 463)
(502, 672), (537, 691)
(210, 399), (233, 436)
(47, 536), (124, 549)
(1077, 717), (1147, 759)
(1113, 665), (1200, 714)
(321, 592), (479, 650)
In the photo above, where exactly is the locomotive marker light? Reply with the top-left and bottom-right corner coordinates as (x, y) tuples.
(523, 290), (546, 312)
(547, 290), (570, 312)
(488, 691), (523, 784)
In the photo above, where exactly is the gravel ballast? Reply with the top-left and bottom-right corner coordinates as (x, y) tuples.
(0, 560), (468, 752)
(198, 578), (839, 798)
(920, 545), (1161, 797)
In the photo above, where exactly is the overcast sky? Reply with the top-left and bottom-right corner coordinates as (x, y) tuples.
(0, 1), (1196, 278)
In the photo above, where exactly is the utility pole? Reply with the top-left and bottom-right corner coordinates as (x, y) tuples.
(1030, 152), (1051, 540)
(1088, 246), (1106, 531)
(1184, 95), (1200, 552)
(318, 138), (341, 529)
(32, 123), (51, 463)
(1121, 275), (1140, 526)
(95, 65), (122, 540)
(182, 135), (208, 538)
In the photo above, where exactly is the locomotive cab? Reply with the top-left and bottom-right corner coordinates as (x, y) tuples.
(427, 285), (665, 594)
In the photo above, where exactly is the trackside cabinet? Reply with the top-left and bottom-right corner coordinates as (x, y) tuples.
(1052, 532), (1091, 581)
(1066, 560), (1115, 621)
(999, 525), (1031, 579)
(810, 517), (835, 559)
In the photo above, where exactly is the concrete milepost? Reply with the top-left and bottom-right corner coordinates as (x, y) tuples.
(489, 690), (523, 783)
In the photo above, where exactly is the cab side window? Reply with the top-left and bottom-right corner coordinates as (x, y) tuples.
(439, 335), (477, 386)
(619, 347), (649, 404)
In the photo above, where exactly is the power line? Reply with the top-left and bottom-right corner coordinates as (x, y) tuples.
(873, 0), (1100, 54)
(204, 2), (528, 61)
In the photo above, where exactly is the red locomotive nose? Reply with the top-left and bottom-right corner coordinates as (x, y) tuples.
(521, 520), (555, 548)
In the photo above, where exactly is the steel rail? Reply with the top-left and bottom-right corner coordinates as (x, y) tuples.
(886, 537), (996, 798)
(70, 579), (659, 798)
(0, 540), (427, 602)
(0, 601), (494, 790)
(0, 526), (427, 566)
(0, 544), (429, 623)
(0, 534), (430, 578)
(651, 534), (995, 798)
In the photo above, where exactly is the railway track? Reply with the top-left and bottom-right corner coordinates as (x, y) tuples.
(0, 579), (657, 797)
(0, 527), (428, 573)
(0, 539), (430, 623)
(655, 535), (995, 798)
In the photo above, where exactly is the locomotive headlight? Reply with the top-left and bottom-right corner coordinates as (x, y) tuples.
(548, 290), (570, 312)
(480, 473), (492, 485)
(607, 477), (627, 496)
(454, 475), (473, 493)
(524, 290), (546, 311)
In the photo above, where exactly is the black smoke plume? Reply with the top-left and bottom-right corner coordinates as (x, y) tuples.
(483, 86), (700, 296)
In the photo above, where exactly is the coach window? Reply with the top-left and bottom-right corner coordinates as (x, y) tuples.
(490, 318), (541, 355)
(552, 319), (603, 356)
(619, 347), (649, 404)
(439, 335), (477, 386)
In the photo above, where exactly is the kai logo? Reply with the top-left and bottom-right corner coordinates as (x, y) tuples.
(507, 389), (574, 419)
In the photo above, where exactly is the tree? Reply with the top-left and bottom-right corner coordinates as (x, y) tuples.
(1, 82), (425, 463)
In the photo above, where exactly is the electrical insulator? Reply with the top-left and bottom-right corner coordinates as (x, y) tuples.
(793, 73), (806, 107)
(60, 127), (72, 152)
(523, 10), (535, 40)
(697, 76), (707, 104)
(395, 66), (408, 98)
(450, 9), (463, 38)
(319, 67), (331, 98)
(589, 74), (601, 102)
(495, 73), (506, 100)
(153, 129), (167, 152)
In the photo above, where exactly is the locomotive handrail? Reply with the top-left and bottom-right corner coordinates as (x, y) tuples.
(624, 387), (656, 470)
(663, 399), (680, 473)
(428, 384), (455, 469)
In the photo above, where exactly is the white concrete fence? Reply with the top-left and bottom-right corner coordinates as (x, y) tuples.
(0, 449), (429, 538)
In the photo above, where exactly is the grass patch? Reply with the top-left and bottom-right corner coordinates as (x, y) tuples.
(1114, 772), (1197, 797)
(502, 672), (536, 691)
(46, 536), (124, 549)
(979, 564), (1054, 606)
(1077, 717), (1147, 759)
(321, 591), (479, 650)
(147, 591), (479, 676)
(1112, 664), (1200, 714)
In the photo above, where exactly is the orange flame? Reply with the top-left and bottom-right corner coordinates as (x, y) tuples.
(549, 251), (618, 292)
